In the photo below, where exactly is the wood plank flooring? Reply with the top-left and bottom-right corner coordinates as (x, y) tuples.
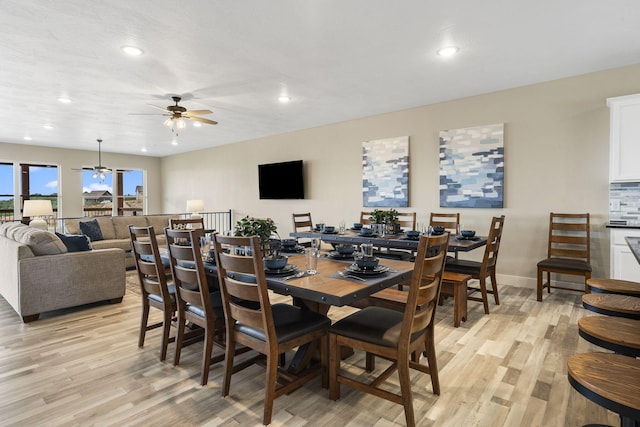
(0, 273), (622, 426)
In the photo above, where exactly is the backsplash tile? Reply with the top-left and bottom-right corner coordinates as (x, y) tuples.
(610, 182), (640, 225)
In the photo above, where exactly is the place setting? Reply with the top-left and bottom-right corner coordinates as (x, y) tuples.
(263, 254), (299, 276)
(325, 244), (358, 260)
(334, 243), (390, 282)
(456, 228), (480, 241)
(278, 239), (306, 254)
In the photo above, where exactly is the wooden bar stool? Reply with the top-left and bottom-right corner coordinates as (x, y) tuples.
(587, 278), (640, 297)
(582, 294), (640, 320)
(578, 316), (640, 357)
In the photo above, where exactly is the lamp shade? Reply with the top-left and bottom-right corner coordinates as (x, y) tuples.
(23, 200), (53, 217)
(186, 199), (204, 213)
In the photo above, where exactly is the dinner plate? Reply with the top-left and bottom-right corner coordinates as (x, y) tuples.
(327, 251), (355, 260)
(264, 264), (299, 275)
(345, 264), (390, 276)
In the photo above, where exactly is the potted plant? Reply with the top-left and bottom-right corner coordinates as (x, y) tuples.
(384, 209), (400, 233)
(369, 209), (386, 226)
(233, 216), (279, 256)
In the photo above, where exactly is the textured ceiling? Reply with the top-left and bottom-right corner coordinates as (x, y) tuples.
(1, 1), (639, 157)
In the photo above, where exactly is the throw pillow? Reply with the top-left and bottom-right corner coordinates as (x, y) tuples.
(55, 232), (92, 252)
(79, 219), (104, 242)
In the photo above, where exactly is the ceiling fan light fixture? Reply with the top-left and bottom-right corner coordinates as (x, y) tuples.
(176, 117), (186, 129)
(92, 171), (98, 179)
(163, 117), (173, 128)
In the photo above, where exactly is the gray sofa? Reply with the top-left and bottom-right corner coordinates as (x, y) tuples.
(0, 222), (126, 322)
(64, 214), (177, 268)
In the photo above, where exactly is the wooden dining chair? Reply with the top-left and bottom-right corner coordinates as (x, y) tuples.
(129, 225), (175, 361)
(165, 227), (226, 386)
(429, 212), (460, 234)
(446, 215), (505, 314)
(360, 210), (417, 231)
(169, 217), (205, 230)
(292, 212), (314, 247)
(536, 213), (591, 301)
(212, 234), (331, 426)
(328, 233), (447, 427)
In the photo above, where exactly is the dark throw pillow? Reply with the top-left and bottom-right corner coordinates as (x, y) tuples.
(79, 219), (104, 242)
(55, 232), (92, 252)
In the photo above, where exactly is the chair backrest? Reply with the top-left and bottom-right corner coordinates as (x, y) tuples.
(360, 211), (417, 230)
(169, 217), (205, 230)
(402, 233), (448, 341)
(292, 212), (313, 233)
(480, 215), (506, 274)
(129, 225), (171, 303)
(547, 213), (590, 261)
(429, 212), (460, 234)
(165, 228), (214, 319)
(212, 234), (276, 345)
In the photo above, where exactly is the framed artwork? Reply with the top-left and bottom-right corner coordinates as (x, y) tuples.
(362, 136), (409, 207)
(439, 123), (504, 208)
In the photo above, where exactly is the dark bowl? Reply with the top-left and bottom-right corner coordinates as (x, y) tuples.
(405, 230), (420, 239)
(355, 256), (379, 270)
(461, 230), (476, 238)
(323, 226), (335, 233)
(281, 239), (297, 248)
(432, 226), (445, 235)
(360, 228), (374, 236)
(264, 255), (288, 270)
(353, 223), (363, 229)
(336, 244), (355, 255)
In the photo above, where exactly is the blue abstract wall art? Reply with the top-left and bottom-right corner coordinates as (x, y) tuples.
(362, 136), (409, 207)
(439, 124), (504, 208)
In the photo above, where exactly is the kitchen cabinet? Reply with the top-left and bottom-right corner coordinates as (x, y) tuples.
(607, 93), (640, 182)
(610, 228), (640, 281)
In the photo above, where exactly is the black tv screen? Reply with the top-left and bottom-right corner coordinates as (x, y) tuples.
(258, 160), (304, 199)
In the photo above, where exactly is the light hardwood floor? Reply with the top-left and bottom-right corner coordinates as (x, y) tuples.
(0, 273), (621, 426)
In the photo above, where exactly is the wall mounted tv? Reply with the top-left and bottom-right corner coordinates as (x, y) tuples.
(258, 160), (305, 199)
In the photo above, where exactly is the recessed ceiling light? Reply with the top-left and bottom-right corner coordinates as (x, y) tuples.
(24, 136), (32, 141)
(43, 124), (54, 130)
(278, 95), (291, 103)
(121, 45), (143, 56)
(436, 46), (459, 57)
(171, 140), (178, 146)
(58, 97), (72, 103)
(141, 147), (147, 153)
(193, 122), (202, 127)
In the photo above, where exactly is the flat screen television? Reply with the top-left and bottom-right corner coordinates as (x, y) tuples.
(258, 160), (304, 199)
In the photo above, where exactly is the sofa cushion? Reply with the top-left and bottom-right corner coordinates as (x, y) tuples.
(55, 232), (92, 252)
(146, 215), (174, 234)
(90, 238), (132, 252)
(80, 219), (104, 242)
(12, 228), (67, 256)
(112, 216), (148, 239)
(0, 221), (25, 238)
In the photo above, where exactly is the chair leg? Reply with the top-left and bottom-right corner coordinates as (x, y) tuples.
(536, 268), (543, 302)
(263, 351), (279, 426)
(320, 335), (328, 389)
(424, 329), (440, 395)
(366, 352), (375, 372)
(221, 333), (236, 397)
(173, 311), (185, 366)
(200, 328), (214, 386)
(329, 333), (341, 400)
(139, 299), (150, 348)
(160, 309), (172, 361)
(398, 356), (416, 427)
(546, 271), (551, 293)
(490, 270), (500, 305)
(479, 277), (490, 314)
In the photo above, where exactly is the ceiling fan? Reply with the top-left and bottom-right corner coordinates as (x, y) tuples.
(143, 96), (218, 129)
(73, 139), (112, 179)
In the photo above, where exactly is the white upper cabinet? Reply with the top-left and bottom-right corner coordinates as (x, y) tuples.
(607, 93), (640, 182)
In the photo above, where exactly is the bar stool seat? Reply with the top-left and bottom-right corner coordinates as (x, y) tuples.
(578, 316), (640, 357)
(582, 294), (640, 320)
(587, 278), (640, 296)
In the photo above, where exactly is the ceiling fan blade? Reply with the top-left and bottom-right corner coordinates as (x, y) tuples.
(148, 104), (170, 112)
(184, 109), (213, 115)
(128, 113), (171, 116)
(186, 116), (218, 125)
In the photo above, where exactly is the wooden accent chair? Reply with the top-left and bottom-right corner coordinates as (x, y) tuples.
(328, 233), (447, 427)
(129, 225), (175, 361)
(165, 227), (225, 386)
(212, 234), (331, 426)
(536, 213), (591, 301)
(445, 215), (506, 314)
(292, 212), (314, 247)
(169, 217), (205, 230)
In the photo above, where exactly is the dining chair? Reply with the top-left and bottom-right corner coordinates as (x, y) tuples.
(129, 225), (176, 361)
(328, 233), (447, 427)
(212, 233), (331, 426)
(169, 217), (205, 230)
(165, 227), (226, 386)
(429, 212), (460, 234)
(445, 215), (505, 314)
(536, 213), (591, 301)
(292, 212), (314, 247)
(360, 210), (417, 231)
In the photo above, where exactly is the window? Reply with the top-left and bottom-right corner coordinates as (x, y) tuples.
(0, 162), (14, 222)
(117, 169), (144, 216)
(20, 163), (59, 220)
(82, 170), (113, 217)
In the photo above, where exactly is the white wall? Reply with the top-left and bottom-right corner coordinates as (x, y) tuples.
(160, 63), (640, 284)
(0, 143), (163, 217)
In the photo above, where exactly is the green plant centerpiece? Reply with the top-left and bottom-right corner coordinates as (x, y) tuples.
(369, 209), (400, 234)
(233, 216), (280, 257)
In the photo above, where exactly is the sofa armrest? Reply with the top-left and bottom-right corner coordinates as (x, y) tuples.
(18, 248), (126, 317)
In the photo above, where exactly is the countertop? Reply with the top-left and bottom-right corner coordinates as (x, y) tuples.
(606, 223), (640, 229)
(625, 237), (640, 265)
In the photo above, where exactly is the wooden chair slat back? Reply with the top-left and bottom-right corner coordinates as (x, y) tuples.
(292, 212), (313, 232)
(547, 213), (590, 261)
(169, 217), (205, 230)
(130, 225), (170, 300)
(481, 216), (506, 272)
(429, 212), (460, 234)
(360, 211), (417, 230)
